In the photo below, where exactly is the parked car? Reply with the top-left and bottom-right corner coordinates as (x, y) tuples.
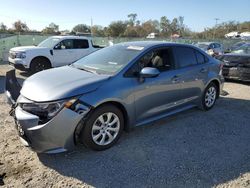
(240, 32), (250, 40)
(224, 41), (247, 53)
(217, 44), (250, 81)
(5, 41), (224, 153)
(8, 36), (103, 73)
(224, 31), (240, 39)
(230, 43), (250, 54)
(196, 42), (224, 56)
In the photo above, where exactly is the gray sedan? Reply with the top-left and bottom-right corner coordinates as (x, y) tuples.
(5, 41), (224, 153)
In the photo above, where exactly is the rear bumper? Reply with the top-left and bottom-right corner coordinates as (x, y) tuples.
(5, 70), (90, 153)
(222, 67), (250, 82)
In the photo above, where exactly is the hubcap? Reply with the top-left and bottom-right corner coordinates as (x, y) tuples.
(91, 112), (120, 146)
(205, 86), (216, 108)
(36, 63), (45, 71)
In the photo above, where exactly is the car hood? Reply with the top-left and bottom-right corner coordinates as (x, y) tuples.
(10, 46), (48, 52)
(20, 66), (110, 102)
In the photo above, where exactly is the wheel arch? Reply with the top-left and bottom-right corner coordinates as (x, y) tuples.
(206, 79), (220, 98)
(93, 101), (130, 132)
(30, 56), (52, 67)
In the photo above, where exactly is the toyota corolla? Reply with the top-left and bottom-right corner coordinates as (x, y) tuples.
(5, 41), (224, 153)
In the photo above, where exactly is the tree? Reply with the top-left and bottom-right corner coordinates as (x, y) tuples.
(49, 22), (59, 32)
(42, 22), (60, 34)
(141, 20), (159, 36)
(127, 13), (137, 26)
(160, 16), (170, 36)
(108, 21), (127, 37)
(178, 16), (185, 35)
(72, 24), (91, 33)
(0, 22), (7, 31)
(170, 18), (178, 35)
(13, 20), (29, 32)
(91, 25), (105, 36)
(124, 26), (138, 37)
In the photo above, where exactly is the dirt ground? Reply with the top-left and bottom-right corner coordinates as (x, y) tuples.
(0, 63), (250, 188)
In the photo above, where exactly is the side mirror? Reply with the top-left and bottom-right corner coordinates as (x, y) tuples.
(140, 67), (160, 78)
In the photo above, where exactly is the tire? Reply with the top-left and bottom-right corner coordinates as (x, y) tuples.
(202, 82), (218, 111)
(30, 57), (51, 74)
(80, 104), (124, 151)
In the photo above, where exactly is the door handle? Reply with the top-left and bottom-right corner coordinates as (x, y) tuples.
(200, 68), (207, 73)
(171, 75), (180, 82)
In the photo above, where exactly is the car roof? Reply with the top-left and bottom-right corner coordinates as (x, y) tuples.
(115, 41), (197, 50)
(50, 35), (90, 40)
(197, 42), (216, 45)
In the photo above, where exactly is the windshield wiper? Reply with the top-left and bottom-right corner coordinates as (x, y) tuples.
(70, 64), (98, 74)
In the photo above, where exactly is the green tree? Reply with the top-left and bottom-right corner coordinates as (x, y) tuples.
(160, 16), (170, 36)
(170, 18), (178, 35)
(72, 24), (91, 33)
(108, 21), (127, 37)
(178, 16), (185, 35)
(127, 13), (137, 26)
(91, 25), (105, 36)
(0, 22), (7, 31)
(42, 22), (60, 34)
(48, 22), (59, 32)
(124, 26), (138, 37)
(141, 20), (159, 36)
(13, 20), (29, 32)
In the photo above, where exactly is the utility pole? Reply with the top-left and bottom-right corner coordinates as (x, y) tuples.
(90, 17), (93, 36)
(213, 18), (220, 39)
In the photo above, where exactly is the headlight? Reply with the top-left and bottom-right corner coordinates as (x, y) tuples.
(20, 99), (77, 122)
(15, 52), (26, 59)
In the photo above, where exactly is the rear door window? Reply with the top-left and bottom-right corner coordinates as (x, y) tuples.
(73, 39), (89, 49)
(174, 47), (197, 68)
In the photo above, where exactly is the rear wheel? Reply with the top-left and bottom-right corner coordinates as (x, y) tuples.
(202, 82), (218, 110)
(30, 57), (51, 73)
(80, 105), (124, 151)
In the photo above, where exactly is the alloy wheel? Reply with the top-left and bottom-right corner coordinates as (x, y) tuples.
(205, 86), (217, 108)
(91, 112), (120, 146)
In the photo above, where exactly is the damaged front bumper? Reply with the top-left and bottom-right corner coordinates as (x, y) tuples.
(222, 66), (250, 82)
(5, 70), (90, 153)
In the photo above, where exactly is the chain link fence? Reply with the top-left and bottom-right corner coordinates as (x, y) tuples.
(0, 33), (241, 62)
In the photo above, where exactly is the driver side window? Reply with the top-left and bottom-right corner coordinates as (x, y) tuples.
(125, 48), (174, 77)
(54, 39), (74, 50)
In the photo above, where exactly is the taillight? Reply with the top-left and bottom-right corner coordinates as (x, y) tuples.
(219, 63), (224, 70)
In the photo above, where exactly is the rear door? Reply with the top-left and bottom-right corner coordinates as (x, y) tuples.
(73, 39), (91, 60)
(172, 46), (208, 103)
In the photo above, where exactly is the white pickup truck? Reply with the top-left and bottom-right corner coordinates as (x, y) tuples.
(8, 36), (102, 73)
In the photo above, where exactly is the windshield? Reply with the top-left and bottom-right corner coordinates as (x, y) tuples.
(72, 44), (143, 75)
(232, 44), (250, 54)
(38, 37), (61, 48)
(197, 43), (209, 50)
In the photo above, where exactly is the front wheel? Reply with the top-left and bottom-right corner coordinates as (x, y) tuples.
(30, 58), (51, 74)
(80, 105), (124, 151)
(202, 82), (218, 110)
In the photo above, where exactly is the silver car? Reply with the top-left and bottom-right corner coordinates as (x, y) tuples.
(5, 41), (224, 153)
(197, 42), (224, 56)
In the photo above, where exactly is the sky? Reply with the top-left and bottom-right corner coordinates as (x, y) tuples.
(0, 0), (250, 32)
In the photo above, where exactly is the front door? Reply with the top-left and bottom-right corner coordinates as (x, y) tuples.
(53, 39), (78, 67)
(128, 48), (184, 125)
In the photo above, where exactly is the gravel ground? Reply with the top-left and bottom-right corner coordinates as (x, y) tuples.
(0, 63), (250, 188)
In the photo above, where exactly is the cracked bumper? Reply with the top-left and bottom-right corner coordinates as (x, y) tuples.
(5, 69), (90, 153)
